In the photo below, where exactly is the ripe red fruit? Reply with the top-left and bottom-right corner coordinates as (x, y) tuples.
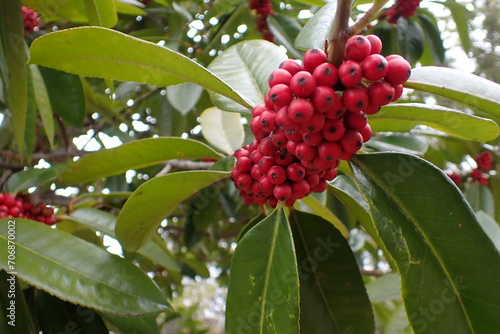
(305, 113), (326, 133)
(236, 156), (253, 172)
(359, 124), (373, 142)
(3, 194), (16, 208)
(279, 59), (303, 75)
(259, 176), (275, 194)
(314, 156), (337, 171)
(0, 193), (4, 204)
(268, 84), (294, 109)
(274, 183), (292, 201)
(344, 35), (371, 61)
(363, 103), (381, 115)
(322, 119), (346, 141)
(258, 137), (278, 156)
(303, 48), (327, 72)
(295, 142), (317, 161)
(385, 58), (411, 85)
(286, 162), (306, 181)
(285, 129), (303, 142)
(268, 69), (293, 87)
(287, 98), (314, 123)
(311, 86), (339, 114)
(311, 179), (328, 193)
(312, 63), (338, 87)
(8, 207), (21, 217)
(323, 168), (338, 181)
(318, 141), (342, 161)
(305, 173), (320, 188)
(392, 84), (404, 101)
(339, 60), (363, 87)
(344, 110), (368, 130)
(271, 129), (287, 148)
(343, 86), (369, 112)
(45, 217), (57, 226)
(250, 164), (264, 180)
(268, 165), (287, 184)
(22, 6), (40, 36)
(274, 151), (294, 166)
(362, 54), (388, 81)
(286, 140), (299, 155)
(291, 179), (311, 199)
(236, 173), (253, 190)
(341, 130), (364, 153)
(276, 106), (293, 128)
(259, 110), (278, 132)
(258, 156), (275, 174)
(290, 71), (317, 97)
(367, 80), (395, 106)
(302, 131), (323, 146)
(366, 34), (383, 54)
(251, 104), (267, 118)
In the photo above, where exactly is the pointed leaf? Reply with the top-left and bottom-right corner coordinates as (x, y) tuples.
(0, 219), (170, 316)
(396, 18), (424, 64)
(290, 210), (374, 334)
(29, 27), (253, 110)
(295, 1), (337, 50)
(417, 13), (446, 65)
(5, 165), (64, 194)
(441, 0), (472, 53)
(369, 103), (500, 142)
(225, 207), (300, 334)
(299, 195), (349, 237)
(207, 40), (288, 113)
(101, 312), (159, 334)
(200, 107), (244, 155)
(405, 66), (500, 120)
(57, 137), (223, 185)
(83, 0), (117, 27)
(350, 152), (500, 333)
(166, 83), (203, 115)
(29, 65), (54, 147)
(116, 171), (229, 252)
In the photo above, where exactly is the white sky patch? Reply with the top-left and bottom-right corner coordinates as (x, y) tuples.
(209, 17), (219, 25)
(221, 34), (230, 44)
(73, 130), (101, 151)
(237, 24), (247, 34)
(189, 19), (204, 30)
(298, 10), (313, 19)
(98, 132), (122, 149)
(55, 187), (79, 197)
(132, 120), (150, 132)
(34, 159), (51, 169)
(103, 235), (123, 256)
(0, 113), (5, 125)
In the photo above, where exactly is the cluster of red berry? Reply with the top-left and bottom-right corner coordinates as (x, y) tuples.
(0, 193), (56, 225)
(231, 34), (411, 207)
(380, 0), (422, 24)
(22, 6), (40, 36)
(249, 0), (275, 42)
(448, 151), (496, 187)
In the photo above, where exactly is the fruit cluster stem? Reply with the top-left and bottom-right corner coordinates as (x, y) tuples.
(327, 0), (352, 67)
(349, 0), (391, 35)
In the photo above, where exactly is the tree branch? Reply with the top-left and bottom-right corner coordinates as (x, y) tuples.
(348, 0), (390, 36)
(0, 148), (88, 164)
(327, 0), (353, 66)
(156, 159), (215, 177)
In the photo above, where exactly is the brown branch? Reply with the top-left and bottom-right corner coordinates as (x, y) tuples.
(327, 0), (353, 67)
(0, 148), (88, 164)
(360, 268), (389, 277)
(348, 0), (391, 36)
(156, 159), (215, 177)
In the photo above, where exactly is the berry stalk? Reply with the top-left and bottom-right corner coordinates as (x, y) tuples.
(327, 0), (352, 67)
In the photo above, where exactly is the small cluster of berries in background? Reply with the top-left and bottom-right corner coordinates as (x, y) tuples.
(249, 0), (275, 42)
(22, 6), (40, 36)
(380, 0), (423, 24)
(447, 151), (496, 187)
(0, 193), (56, 225)
(231, 34), (411, 207)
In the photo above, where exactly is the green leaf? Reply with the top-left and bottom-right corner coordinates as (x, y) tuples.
(290, 210), (374, 334)
(116, 171), (229, 252)
(57, 137), (223, 185)
(38, 66), (86, 127)
(200, 107), (244, 155)
(385, 303), (413, 334)
(0, 0), (28, 155)
(417, 13), (446, 65)
(29, 65), (54, 147)
(366, 134), (429, 155)
(29, 27), (253, 110)
(5, 165), (65, 194)
(405, 66), (500, 121)
(0, 219), (170, 316)
(369, 103), (500, 142)
(22, 0), (87, 22)
(475, 211), (500, 252)
(225, 207), (300, 334)
(166, 83), (203, 115)
(396, 18), (424, 64)
(464, 182), (495, 217)
(295, 1), (336, 50)
(83, 0), (118, 27)
(23, 69), (37, 160)
(267, 15), (303, 59)
(101, 312), (159, 334)
(207, 40), (288, 113)
(0, 271), (37, 334)
(365, 273), (402, 303)
(299, 195), (349, 237)
(350, 152), (500, 333)
(69, 208), (181, 272)
(114, 0), (147, 15)
(440, 0), (472, 53)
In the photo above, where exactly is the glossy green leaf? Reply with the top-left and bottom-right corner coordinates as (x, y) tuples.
(114, 0), (147, 15)
(69, 208), (181, 272)
(366, 134), (429, 155)
(351, 152), (500, 333)
(207, 40), (287, 113)
(83, 0), (117, 27)
(1, 0), (28, 154)
(290, 210), (374, 334)
(166, 83), (203, 115)
(200, 107), (244, 155)
(405, 66), (500, 120)
(396, 18), (424, 64)
(101, 312), (159, 334)
(225, 207), (300, 334)
(23, 69), (37, 160)
(38, 66), (86, 127)
(5, 165), (64, 194)
(369, 103), (500, 142)
(0, 271), (37, 334)
(0, 219), (170, 316)
(464, 182), (495, 217)
(29, 27), (253, 110)
(365, 273), (402, 303)
(268, 15), (303, 59)
(116, 171), (229, 252)
(475, 211), (500, 252)
(29, 65), (54, 147)
(295, 1), (336, 50)
(441, 0), (472, 53)
(22, 0), (87, 22)
(57, 137), (223, 185)
(299, 195), (349, 237)
(417, 13), (445, 65)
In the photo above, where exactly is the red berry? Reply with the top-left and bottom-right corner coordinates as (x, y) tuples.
(250, 116), (267, 139)
(279, 59), (303, 75)
(0, 193), (4, 204)
(368, 80), (395, 106)
(339, 60), (363, 87)
(363, 103), (381, 115)
(287, 98), (314, 123)
(259, 110), (278, 132)
(343, 86), (369, 112)
(285, 129), (303, 142)
(268, 69), (293, 87)
(8, 207), (21, 217)
(359, 124), (373, 142)
(259, 176), (275, 195)
(291, 179), (311, 199)
(303, 48), (328, 73)
(268, 84), (294, 109)
(258, 156), (275, 174)
(302, 131), (324, 146)
(271, 129), (287, 148)
(35, 216), (46, 224)
(286, 140), (299, 155)
(305, 113), (326, 133)
(344, 35), (371, 61)
(290, 71), (317, 97)
(295, 142), (318, 161)
(264, 93), (274, 109)
(323, 168), (338, 181)
(274, 183), (292, 201)
(314, 156), (337, 172)
(322, 119), (346, 141)
(3, 194), (16, 207)
(236, 156), (253, 173)
(385, 58), (411, 85)
(250, 148), (262, 164)
(276, 106), (293, 128)
(250, 164), (264, 180)
(318, 141), (342, 161)
(268, 165), (287, 184)
(362, 54), (388, 81)
(252, 104), (267, 118)
(305, 173), (320, 188)
(366, 34), (383, 54)
(313, 63), (339, 87)
(311, 179), (328, 193)
(45, 217), (57, 226)
(344, 111), (368, 131)
(274, 151), (294, 166)
(258, 137), (278, 156)
(392, 84), (404, 101)
(286, 162), (306, 181)
(341, 130), (364, 153)
(236, 173), (253, 190)
(311, 86), (341, 114)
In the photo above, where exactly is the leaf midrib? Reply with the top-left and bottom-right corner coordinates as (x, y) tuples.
(353, 156), (475, 332)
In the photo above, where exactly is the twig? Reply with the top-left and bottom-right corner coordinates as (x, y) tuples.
(0, 148), (88, 164)
(327, 0), (353, 66)
(348, 0), (390, 35)
(360, 268), (388, 277)
(155, 159), (215, 177)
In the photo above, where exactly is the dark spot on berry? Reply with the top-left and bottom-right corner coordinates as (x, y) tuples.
(356, 100), (364, 108)
(323, 67), (332, 75)
(298, 77), (307, 86)
(377, 62), (386, 71)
